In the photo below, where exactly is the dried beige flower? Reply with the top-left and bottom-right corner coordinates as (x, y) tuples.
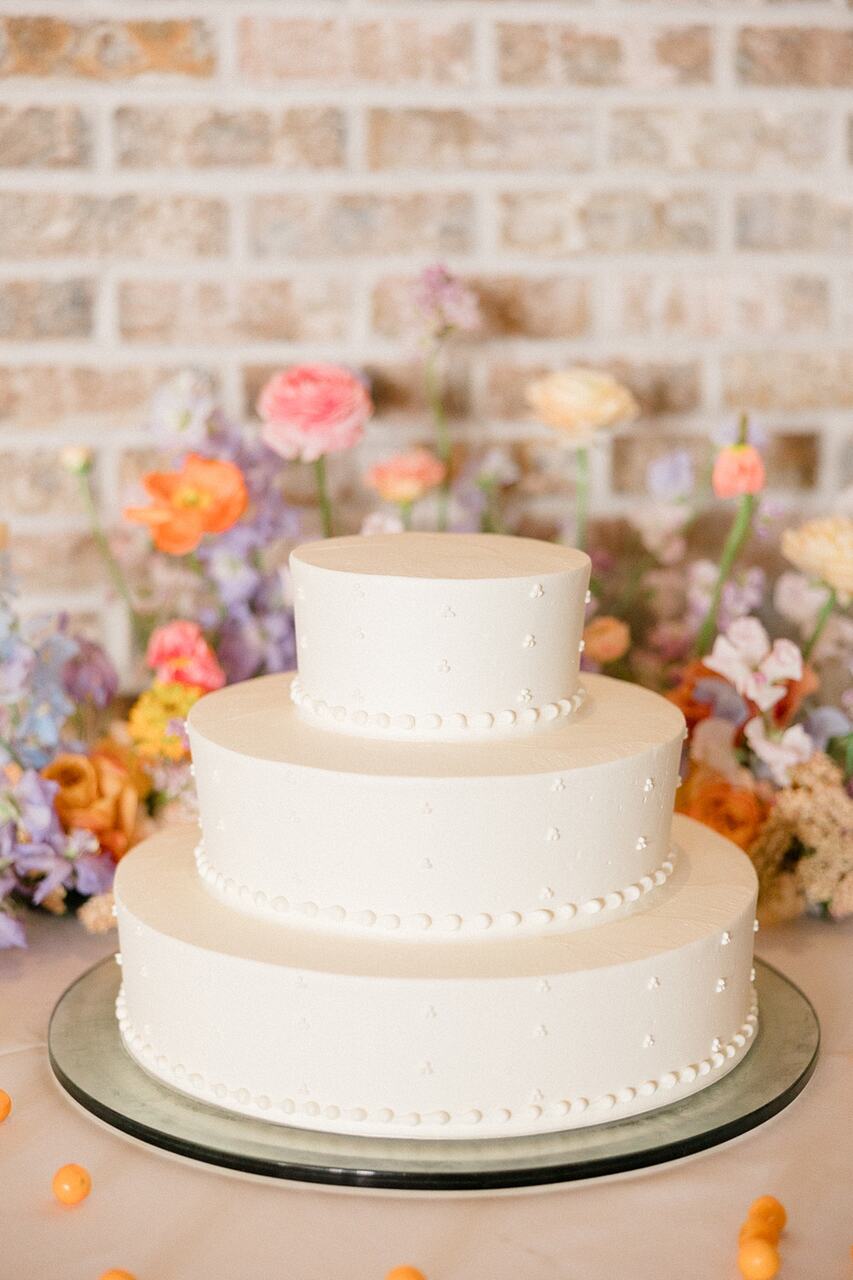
(782, 516), (853, 598)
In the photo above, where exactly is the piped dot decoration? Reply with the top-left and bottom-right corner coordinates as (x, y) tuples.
(193, 839), (679, 937)
(114, 989), (763, 1139)
(291, 676), (585, 735)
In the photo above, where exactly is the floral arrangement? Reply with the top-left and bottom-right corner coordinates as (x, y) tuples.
(1, 265), (850, 947)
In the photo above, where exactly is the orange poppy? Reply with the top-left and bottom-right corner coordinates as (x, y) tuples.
(125, 454), (248, 555)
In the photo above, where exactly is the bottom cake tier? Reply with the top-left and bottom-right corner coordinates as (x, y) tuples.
(113, 815), (758, 1141)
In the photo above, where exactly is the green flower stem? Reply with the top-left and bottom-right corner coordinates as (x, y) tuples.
(425, 340), (451, 532)
(313, 456), (333, 538)
(479, 480), (502, 535)
(76, 469), (145, 647)
(694, 492), (757, 657)
(803, 586), (837, 662)
(574, 446), (590, 551)
(399, 501), (413, 531)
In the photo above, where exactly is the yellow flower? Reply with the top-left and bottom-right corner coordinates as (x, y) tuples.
(525, 367), (638, 446)
(128, 681), (202, 762)
(781, 516), (853, 599)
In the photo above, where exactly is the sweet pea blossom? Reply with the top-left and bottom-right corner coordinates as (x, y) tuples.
(744, 717), (814, 786)
(257, 364), (373, 464)
(412, 264), (481, 338)
(705, 618), (803, 712)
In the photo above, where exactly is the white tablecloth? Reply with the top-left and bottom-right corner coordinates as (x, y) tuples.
(1, 911), (850, 1280)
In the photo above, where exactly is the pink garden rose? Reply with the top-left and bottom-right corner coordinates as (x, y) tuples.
(145, 620), (225, 693)
(712, 444), (765, 499)
(257, 364), (373, 463)
(365, 448), (446, 506)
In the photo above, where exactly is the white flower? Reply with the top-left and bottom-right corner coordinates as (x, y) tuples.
(705, 618), (803, 712)
(628, 503), (689, 566)
(360, 510), (405, 536)
(773, 571), (830, 633)
(744, 717), (814, 786)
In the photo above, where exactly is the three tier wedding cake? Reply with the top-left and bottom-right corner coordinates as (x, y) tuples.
(114, 533), (759, 1140)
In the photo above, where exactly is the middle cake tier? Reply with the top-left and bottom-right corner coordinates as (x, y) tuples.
(188, 671), (686, 940)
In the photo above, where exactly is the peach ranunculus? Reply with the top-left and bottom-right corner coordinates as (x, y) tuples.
(42, 750), (149, 860)
(676, 763), (769, 852)
(525, 368), (639, 447)
(782, 515), (853, 599)
(365, 448), (446, 506)
(582, 616), (631, 665)
(712, 444), (765, 499)
(257, 364), (373, 464)
(146, 620), (225, 692)
(125, 454), (248, 556)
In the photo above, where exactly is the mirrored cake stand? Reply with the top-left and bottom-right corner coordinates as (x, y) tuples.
(49, 958), (818, 1193)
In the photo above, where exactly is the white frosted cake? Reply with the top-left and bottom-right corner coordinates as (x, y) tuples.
(114, 533), (759, 1140)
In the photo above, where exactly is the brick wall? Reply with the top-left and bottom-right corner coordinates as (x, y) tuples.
(1, 2), (851, 649)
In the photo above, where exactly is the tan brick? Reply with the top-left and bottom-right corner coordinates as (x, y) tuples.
(737, 27), (853, 86)
(114, 106), (345, 169)
(484, 359), (701, 420)
(736, 192), (853, 252)
(0, 279), (95, 340)
(0, 193), (227, 259)
(371, 273), (591, 339)
(612, 273), (829, 338)
(9, 531), (104, 592)
(238, 17), (472, 84)
(0, 448), (83, 516)
(498, 22), (711, 85)
(0, 17), (215, 79)
(611, 431), (818, 494)
(723, 352), (853, 410)
(0, 106), (90, 167)
(609, 108), (828, 172)
(118, 277), (352, 343)
(499, 190), (715, 255)
(0, 365), (172, 427)
(249, 192), (474, 258)
(367, 108), (595, 172)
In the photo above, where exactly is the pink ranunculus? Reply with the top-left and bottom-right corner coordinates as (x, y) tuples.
(712, 444), (766, 499)
(145, 620), (225, 693)
(365, 448), (446, 506)
(257, 364), (373, 464)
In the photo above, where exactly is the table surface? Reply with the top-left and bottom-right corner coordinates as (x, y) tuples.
(1, 910), (850, 1280)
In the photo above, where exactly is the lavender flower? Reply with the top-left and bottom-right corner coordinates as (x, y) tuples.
(0, 905), (25, 949)
(805, 707), (851, 752)
(63, 638), (119, 709)
(412, 264), (481, 339)
(646, 450), (694, 502)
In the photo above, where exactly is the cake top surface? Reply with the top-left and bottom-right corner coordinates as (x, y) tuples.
(188, 672), (685, 778)
(291, 533), (588, 581)
(116, 817), (756, 977)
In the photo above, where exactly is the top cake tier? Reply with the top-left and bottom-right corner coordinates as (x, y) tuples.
(290, 533), (590, 739)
